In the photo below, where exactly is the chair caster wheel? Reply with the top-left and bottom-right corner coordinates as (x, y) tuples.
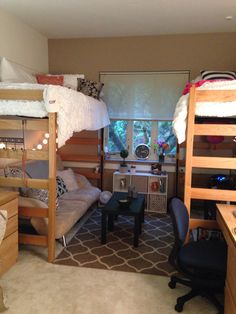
(175, 303), (183, 312)
(168, 280), (176, 289)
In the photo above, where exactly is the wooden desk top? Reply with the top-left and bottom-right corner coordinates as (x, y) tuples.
(0, 191), (19, 207)
(217, 204), (236, 246)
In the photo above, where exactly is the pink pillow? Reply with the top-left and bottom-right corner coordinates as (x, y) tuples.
(36, 74), (64, 86)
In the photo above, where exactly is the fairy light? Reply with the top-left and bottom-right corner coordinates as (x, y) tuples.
(45, 133), (50, 139)
(56, 138), (58, 143)
(43, 139), (48, 145)
(37, 144), (43, 150)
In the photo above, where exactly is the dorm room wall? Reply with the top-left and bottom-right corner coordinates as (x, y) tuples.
(0, 9), (48, 73)
(0, 9), (49, 158)
(48, 32), (236, 195)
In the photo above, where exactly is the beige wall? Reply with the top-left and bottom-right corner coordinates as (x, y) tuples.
(0, 9), (48, 72)
(49, 33), (236, 80)
(48, 32), (236, 195)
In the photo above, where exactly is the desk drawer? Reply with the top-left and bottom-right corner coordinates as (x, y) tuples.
(0, 231), (18, 275)
(0, 198), (18, 218)
(4, 215), (17, 239)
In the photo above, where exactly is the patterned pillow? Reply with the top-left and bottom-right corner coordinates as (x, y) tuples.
(77, 78), (104, 99)
(200, 71), (236, 81)
(4, 167), (23, 178)
(36, 74), (64, 86)
(22, 176), (67, 209)
(56, 176), (68, 198)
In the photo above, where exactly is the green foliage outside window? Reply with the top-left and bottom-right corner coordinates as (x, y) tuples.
(108, 120), (128, 152)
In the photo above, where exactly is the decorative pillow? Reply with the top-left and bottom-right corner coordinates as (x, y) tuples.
(4, 167), (24, 178)
(56, 168), (79, 191)
(63, 74), (85, 90)
(75, 173), (92, 189)
(56, 176), (68, 198)
(0, 57), (37, 83)
(36, 74), (64, 86)
(26, 188), (49, 205)
(77, 78), (104, 99)
(200, 71), (236, 81)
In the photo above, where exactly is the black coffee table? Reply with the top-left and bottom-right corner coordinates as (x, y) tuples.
(101, 192), (145, 247)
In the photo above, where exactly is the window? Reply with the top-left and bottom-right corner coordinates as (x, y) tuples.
(100, 71), (189, 161)
(105, 119), (176, 161)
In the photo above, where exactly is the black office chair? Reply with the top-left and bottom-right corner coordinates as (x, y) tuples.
(168, 198), (227, 313)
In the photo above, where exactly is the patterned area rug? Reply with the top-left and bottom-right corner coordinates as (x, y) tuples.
(54, 209), (176, 276)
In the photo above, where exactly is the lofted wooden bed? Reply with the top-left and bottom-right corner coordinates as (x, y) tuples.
(0, 89), (56, 262)
(0, 84), (110, 262)
(184, 85), (236, 232)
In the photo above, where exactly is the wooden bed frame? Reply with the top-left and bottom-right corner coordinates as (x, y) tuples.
(0, 89), (56, 262)
(184, 85), (236, 232)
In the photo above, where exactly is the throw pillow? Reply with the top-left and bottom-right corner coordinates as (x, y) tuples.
(77, 78), (104, 99)
(36, 74), (64, 86)
(75, 173), (92, 189)
(200, 70), (236, 81)
(56, 176), (68, 198)
(56, 168), (79, 191)
(63, 74), (85, 90)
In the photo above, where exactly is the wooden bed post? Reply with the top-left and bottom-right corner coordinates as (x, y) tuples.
(184, 86), (196, 214)
(48, 113), (57, 262)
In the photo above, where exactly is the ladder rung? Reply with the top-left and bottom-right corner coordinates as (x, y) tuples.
(19, 207), (48, 218)
(196, 90), (236, 102)
(194, 124), (236, 136)
(192, 156), (236, 169)
(0, 149), (48, 160)
(19, 233), (48, 246)
(191, 188), (236, 202)
(0, 177), (49, 189)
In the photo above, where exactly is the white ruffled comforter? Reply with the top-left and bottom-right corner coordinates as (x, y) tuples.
(0, 83), (110, 147)
(173, 80), (236, 144)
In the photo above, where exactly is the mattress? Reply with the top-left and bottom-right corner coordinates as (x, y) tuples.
(173, 80), (236, 144)
(0, 83), (110, 147)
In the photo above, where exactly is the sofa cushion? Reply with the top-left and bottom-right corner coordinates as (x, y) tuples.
(60, 187), (100, 207)
(31, 199), (88, 239)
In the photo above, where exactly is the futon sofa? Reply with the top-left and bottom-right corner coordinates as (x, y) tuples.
(6, 159), (101, 241)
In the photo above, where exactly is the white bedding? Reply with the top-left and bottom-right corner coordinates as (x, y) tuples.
(173, 80), (236, 144)
(0, 83), (110, 147)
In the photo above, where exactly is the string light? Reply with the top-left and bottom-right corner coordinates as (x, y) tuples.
(43, 139), (48, 145)
(45, 133), (50, 139)
(37, 144), (43, 150)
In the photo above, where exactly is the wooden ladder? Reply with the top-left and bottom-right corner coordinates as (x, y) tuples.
(0, 89), (56, 262)
(184, 86), (236, 231)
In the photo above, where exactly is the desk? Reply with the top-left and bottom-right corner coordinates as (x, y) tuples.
(217, 204), (236, 314)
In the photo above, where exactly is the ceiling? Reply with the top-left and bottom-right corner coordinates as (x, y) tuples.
(0, 0), (236, 39)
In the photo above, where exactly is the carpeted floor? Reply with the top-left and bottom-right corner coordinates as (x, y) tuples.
(55, 209), (176, 276)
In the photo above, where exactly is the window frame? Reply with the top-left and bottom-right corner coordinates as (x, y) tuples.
(104, 118), (176, 162)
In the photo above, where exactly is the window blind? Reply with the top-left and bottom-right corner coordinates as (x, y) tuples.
(100, 71), (189, 120)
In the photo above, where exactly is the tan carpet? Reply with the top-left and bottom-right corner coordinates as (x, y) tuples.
(0, 248), (217, 314)
(54, 209), (176, 276)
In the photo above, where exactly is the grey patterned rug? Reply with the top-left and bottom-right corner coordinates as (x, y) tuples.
(54, 209), (176, 277)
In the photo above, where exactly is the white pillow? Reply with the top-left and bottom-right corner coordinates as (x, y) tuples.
(75, 173), (92, 189)
(0, 57), (37, 83)
(63, 74), (85, 90)
(57, 168), (79, 191)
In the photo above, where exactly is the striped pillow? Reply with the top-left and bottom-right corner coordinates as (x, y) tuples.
(200, 70), (236, 81)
